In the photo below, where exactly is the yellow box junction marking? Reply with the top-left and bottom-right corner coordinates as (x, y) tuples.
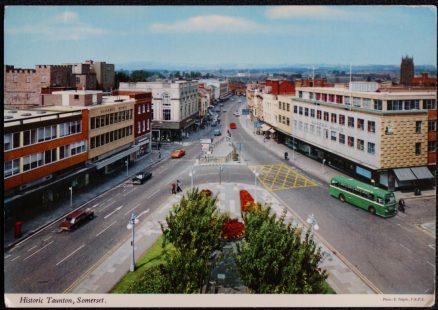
(249, 164), (317, 191)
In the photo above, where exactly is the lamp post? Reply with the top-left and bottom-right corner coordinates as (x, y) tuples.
(306, 214), (319, 233)
(125, 159), (129, 177)
(189, 168), (196, 189)
(127, 213), (139, 272)
(253, 170), (260, 204)
(69, 186), (73, 208)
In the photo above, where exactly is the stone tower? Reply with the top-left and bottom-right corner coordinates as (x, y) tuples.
(400, 56), (414, 86)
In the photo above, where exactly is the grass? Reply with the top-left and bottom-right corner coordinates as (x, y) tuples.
(111, 235), (170, 293)
(322, 281), (336, 294)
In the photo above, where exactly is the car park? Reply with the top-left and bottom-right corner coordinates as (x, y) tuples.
(132, 171), (152, 184)
(59, 208), (94, 231)
(171, 149), (186, 158)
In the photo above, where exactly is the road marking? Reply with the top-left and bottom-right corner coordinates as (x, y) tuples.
(124, 203), (141, 216)
(11, 256), (21, 262)
(428, 244), (435, 250)
(23, 241), (54, 261)
(99, 200), (116, 212)
(137, 209), (150, 219)
(149, 189), (160, 198)
(43, 236), (52, 242)
(399, 243), (412, 252)
(123, 188), (135, 196)
(5, 254), (11, 259)
(96, 221), (117, 237)
(104, 205), (123, 219)
(27, 245), (38, 252)
(427, 261), (434, 268)
(90, 204), (99, 209)
(56, 244), (85, 266)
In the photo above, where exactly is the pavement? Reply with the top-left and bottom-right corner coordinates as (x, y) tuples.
(70, 182), (376, 294)
(235, 108), (436, 202)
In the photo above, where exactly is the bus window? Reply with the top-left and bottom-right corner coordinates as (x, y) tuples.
(384, 194), (396, 205)
(377, 197), (383, 204)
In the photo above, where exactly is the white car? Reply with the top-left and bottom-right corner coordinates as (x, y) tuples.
(234, 112), (240, 117)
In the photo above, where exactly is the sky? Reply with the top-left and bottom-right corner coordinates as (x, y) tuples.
(4, 5), (437, 69)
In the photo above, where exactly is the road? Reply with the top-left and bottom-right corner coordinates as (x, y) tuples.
(4, 95), (435, 294)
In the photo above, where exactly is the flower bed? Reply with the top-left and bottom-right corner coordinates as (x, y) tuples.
(222, 218), (245, 240)
(200, 189), (212, 197)
(240, 190), (259, 212)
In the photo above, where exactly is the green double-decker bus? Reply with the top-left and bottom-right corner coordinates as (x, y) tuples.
(329, 175), (397, 218)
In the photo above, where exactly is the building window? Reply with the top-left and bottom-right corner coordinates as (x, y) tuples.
(357, 119), (364, 130)
(344, 96), (350, 105)
(163, 109), (171, 120)
(138, 106), (141, 115)
(286, 118), (290, 126)
(424, 99), (436, 110)
(385, 125), (393, 135)
(353, 97), (361, 107)
(367, 142), (375, 155)
(348, 136), (354, 147)
(357, 139), (364, 151)
(304, 108), (309, 116)
(323, 129), (329, 139)
(367, 121), (376, 133)
(287, 103), (290, 112)
(348, 117), (354, 128)
(317, 110), (322, 120)
(147, 104), (150, 112)
(331, 131), (337, 141)
(142, 105), (146, 113)
(41, 76), (47, 83)
(362, 98), (371, 109)
(304, 123), (308, 132)
(331, 113), (337, 123)
(293, 106), (297, 114)
(299, 107), (303, 115)
(316, 126), (321, 136)
(138, 122), (141, 134)
(310, 109), (315, 118)
(339, 115), (345, 125)
(415, 121), (422, 133)
(74, 95), (79, 100)
(142, 120), (146, 132)
(415, 142), (421, 155)
(4, 158), (20, 178)
(428, 120), (436, 132)
(13, 75), (18, 82)
(374, 100), (382, 110)
(323, 112), (329, 121)
(310, 124), (315, 134)
(404, 100), (420, 110)
(26, 76), (31, 83)
(147, 119), (150, 131)
(339, 133), (345, 144)
(328, 94), (334, 102)
(428, 141), (436, 152)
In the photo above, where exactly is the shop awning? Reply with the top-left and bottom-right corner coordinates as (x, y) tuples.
(410, 166), (434, 179)
(95, 146), (140, 170)
(269, 128), (276, 133)
(260, 124), (271, 131)
(393, 168), (417, 182)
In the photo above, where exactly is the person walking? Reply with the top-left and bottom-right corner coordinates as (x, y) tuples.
(158, 151), (161, 159)
(176, 180), (182, 192)
(171, 183), (176, 194)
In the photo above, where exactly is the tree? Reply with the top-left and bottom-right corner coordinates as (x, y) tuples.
(160, 188), (228, 293)
(235, 206), (328, 293)
(115, 71), (129, 88)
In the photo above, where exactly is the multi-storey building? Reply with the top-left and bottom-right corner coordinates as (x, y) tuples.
(198, 79), (230, 101)
(85, 60), (115, 92)
(70, 63), (97, 90)
(112, 90), (153, 157)
(198, 87), (211, 124)
(4, 64), (74, 108)
(400, 56), (414, 86)
(119, 80), (199, 142)
(282, 82), (435, 190)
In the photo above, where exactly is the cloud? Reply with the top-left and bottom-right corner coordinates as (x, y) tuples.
(266, 6), (351, 20)
(150, 15), (268, 33)
(6, 10), (108, 40)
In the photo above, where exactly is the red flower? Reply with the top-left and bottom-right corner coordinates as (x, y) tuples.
(222, 218), (245, 240)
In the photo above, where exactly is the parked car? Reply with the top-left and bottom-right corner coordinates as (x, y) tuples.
(234, 112), (240, 117)
(229, 122), (237, 129)
(59, 208), (94, 231)
(211, 121), (218, 127)
(214, 129), (221, 136)
(171, 149), (186, 158)
(132, 171), (152, 185)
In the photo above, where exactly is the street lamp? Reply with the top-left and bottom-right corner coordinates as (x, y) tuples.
(306, 214), (319, 233)
(253, 170), (260, 204)
(125, 159), (129, 177)
(127, 213), (139, 272)
(189, 168), (196, 188)
(69, 186), (73, 208)
(219, 166), (224, 184)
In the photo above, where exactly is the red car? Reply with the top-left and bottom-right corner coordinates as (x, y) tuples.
(171, 149), (186, 158)
(59, 208), (94, 231)
(229, 122), (237, 129)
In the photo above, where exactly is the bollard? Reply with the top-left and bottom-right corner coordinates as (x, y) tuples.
(14, 221), (23, 239)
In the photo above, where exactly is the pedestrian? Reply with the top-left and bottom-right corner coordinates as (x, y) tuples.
(176, 180), (182, 192)
(171, 183), (176, 194)
(158, 151), (161, 159)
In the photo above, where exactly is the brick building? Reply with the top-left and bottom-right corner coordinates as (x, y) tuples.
(400, 56), (414, 86)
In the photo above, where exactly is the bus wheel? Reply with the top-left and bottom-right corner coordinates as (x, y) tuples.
(368, 206), (376, 215)
(339, 194), (345, 203)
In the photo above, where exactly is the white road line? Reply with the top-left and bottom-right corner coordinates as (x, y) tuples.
(90, 204), (99, 209)
(99, 200), (116, 212)
(124, 203), (141, 216)
(137, 209), (150, 219)
(56, 244), (85, 266)
(96, 221), (116, 237)
(104, 205), (123, 219)
(10, 256), (21, 262)
(149, 189), (160, 198)
(427, 261), (435, 268)
(399, 243), (412, 252)
(5, 254), (11, 259)
(27, 245), (38, 252)
(123, 188), (135, 196)
(43, 236), (52, 242)
(23, 241), (54, 261)
(428, 244), (435, 250)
